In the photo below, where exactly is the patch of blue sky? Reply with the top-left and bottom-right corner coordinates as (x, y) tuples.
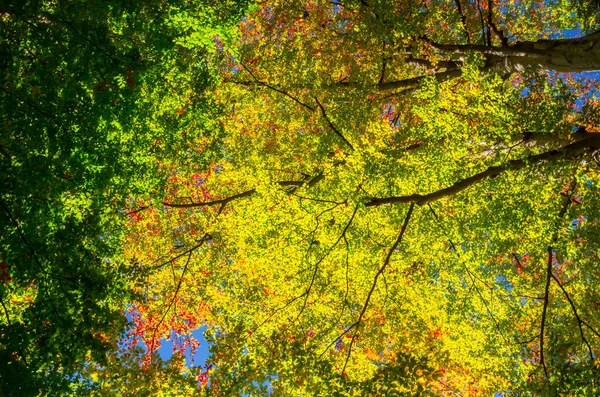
(334, 20), (351, 33)
(518, 86), (531, 97)
(495, 274), (514, 293)
(219, 279), (228, 291)
(380, 103), (395, 118)
(572, 215), (587, 229)
(157, 326), (212, 369)
(546, 70), (600, 110)
(335, 338), (343, 351)
(549, 24), (582, 40)
(519, 296), (527, 306)
(331, 0), (342, 15)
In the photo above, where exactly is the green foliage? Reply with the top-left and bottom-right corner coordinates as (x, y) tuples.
(0, 0), (248, 394)
(70, 347), (202, 397)
(2, 0), (600, 396)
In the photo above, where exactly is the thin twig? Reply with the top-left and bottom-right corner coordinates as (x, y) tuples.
(126, 206), (149, 216)
(0, 198), (52, 278)
(46, 13), (118, 64)
(581, 319), (600, 339)
(154, 237), (208, 270)
(295, 206), (359, 322)
(149, 244), (198, 364)
(540, 247), (553, 378)
(292, 194), (347, 205)
(0, 87), (61, 128)
(427, 203), (509, 344)
(314, 98), (355, 151)
(0, 296), (29, 367)
(238, 61), (315, 111)
(340, 203), (415, 374)
(551, 272), (594, 360)
(164, 179), (314, 210)
(453, 0), (471, 43)
(518, 333), (540, 345)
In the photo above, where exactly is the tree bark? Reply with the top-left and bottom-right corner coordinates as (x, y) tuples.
(366, 134), (600, 207)
(489, 31), (600, 74)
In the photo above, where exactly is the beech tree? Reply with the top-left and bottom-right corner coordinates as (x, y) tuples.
(117, 1), (600, 396)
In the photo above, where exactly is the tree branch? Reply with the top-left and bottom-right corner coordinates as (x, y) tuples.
(581, 319), (600, 339)
(0, 198), (52, 278)
(556, 180), (577, 228)
(426, 203), (507, 342)
(540, 247), (553, 378)
(295, 205), (358, 322)
(476, 0), (487, 46)
(45, 13), (118, 65)
(237, 62), (315, 111)
(341, 203), (415, 374)
(453, 0), (471, 43)
(376, 69), (463, 91)
(0, 143), (12, 163)
(487, 0), (508, 46)
(126, 206), (149, 216)
(551, 272), (594, 360)
(291, 194), (347, 205)
(149, 243), (199, 363)
(366, 134), (600, 207)
(162, 176), (320, 210)
(0, 87), (62, 128)
(163, 189), (257, 209)
(378, 40), (387, 84)
(0, 295), (29, 367)
(404, 56), (459, 71)
(315, 98), (355, 151)
(154, 236), (210, 270)
(425, 41), (543, 58)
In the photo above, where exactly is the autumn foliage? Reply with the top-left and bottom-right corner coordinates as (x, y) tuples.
(3, 0), (600, 396)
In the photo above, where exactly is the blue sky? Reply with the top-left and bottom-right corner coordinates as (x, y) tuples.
(156, 326), (211, 368)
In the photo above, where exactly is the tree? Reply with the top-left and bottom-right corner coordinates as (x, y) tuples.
(3, 0), (598, 395)
(117, 0), (600, 395)
(0, 0), (248, 394)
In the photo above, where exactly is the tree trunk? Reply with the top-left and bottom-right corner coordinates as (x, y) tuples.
(492, 31), (600, 74)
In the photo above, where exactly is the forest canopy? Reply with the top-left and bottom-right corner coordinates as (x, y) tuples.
(1, 0), (600, 395)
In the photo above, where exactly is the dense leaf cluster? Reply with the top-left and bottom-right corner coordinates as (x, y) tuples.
(0, 0), (247, 394)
